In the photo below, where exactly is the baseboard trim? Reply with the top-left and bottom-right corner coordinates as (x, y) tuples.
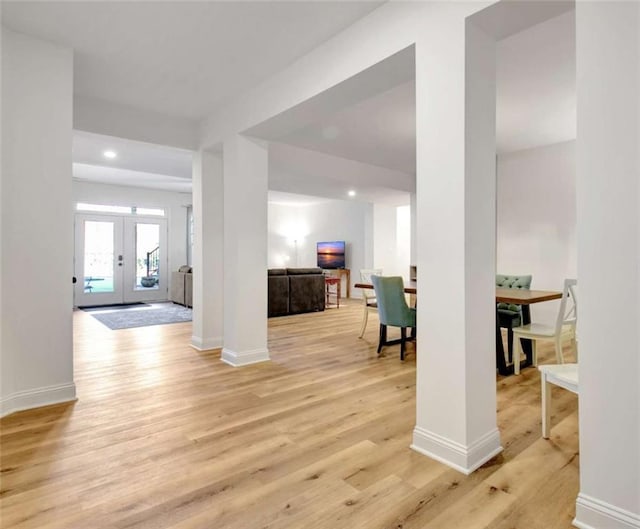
(0, 382), (77, 418)
(411, 425), (503, 475)
(221, 347), (270, 367)
(191, 335), (223, 351)
(574, 493), (640, 529)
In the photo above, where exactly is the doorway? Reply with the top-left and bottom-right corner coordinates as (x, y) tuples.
(74, 213), (168, 307)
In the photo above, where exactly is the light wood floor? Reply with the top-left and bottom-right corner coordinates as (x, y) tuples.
(0, 300), (579, 529)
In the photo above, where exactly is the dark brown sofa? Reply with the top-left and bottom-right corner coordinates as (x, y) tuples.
(268, 268), (325, 317)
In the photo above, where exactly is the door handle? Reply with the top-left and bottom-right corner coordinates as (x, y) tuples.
(118, 255), (123, 261)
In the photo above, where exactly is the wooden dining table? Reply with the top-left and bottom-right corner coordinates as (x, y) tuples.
(354, 282), (562, 376)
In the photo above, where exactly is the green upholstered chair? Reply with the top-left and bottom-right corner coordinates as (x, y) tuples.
(371, 275), (416, 360)
(496, 274), (532, 363)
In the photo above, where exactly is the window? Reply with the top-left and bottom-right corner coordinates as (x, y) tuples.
(135, 207), (165, 216)
(76, 203), (165, 217)
(76, 203), (131, 214)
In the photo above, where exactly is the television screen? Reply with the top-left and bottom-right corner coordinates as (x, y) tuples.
(317, 241), (345, 269)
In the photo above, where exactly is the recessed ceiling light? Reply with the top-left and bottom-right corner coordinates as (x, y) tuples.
(348, 190), (356, 197)
(103, 150), (117, 159)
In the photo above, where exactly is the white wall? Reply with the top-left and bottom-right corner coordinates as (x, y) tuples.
(373, 204), (411, 280)
(268, 199), (373, 296)
(72, 180), (192, 297)
(497, 140), (576, 324)
(1, 29), (75, 416)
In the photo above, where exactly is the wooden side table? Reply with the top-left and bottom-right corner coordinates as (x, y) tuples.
(325, 277), (341, 308)
(325, 268), (350, 298)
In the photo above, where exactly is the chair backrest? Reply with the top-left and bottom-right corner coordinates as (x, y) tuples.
(496, 274), (532, 312)
(360, 269), (382, 300)
(371, 275), (412, 327)
(555, 278), (578, 334)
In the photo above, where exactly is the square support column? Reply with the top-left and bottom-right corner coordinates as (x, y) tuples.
(574, 3), (640, 528)
(411, 16), (502, 474)
(221, 135), (269, 366)
(1, 29), (75, 416)
(191, 149), (223, 351)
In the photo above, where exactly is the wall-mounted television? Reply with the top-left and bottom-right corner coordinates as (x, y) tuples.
(317, 241), (346, 269)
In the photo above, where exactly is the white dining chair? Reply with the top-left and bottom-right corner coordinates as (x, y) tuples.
(358, 268), (382, 338)
(512, 278), (577, 375)
(539, 363), (579, 438)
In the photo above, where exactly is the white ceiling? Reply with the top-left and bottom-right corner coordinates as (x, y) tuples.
(7, 2), (576, 204)
(268, 191), (331, 207)
(73, 131), (192, 178)
(1, 1), (383, 120)
(277, 81), (416, 175)
(496, 10), (576, 153)
(269, 142), (412, 206)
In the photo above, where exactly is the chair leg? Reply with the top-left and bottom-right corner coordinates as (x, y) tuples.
(358, 306), (369, 338)
(400, 327), (406, 361)
(507, 327), (514, 364)
(514, 334), (522, 375)
(541, 371), (551, 439)
(377, 324), (386, 355)
(554, 337), (564, 364)
(532, 340), (538, 366)
(410, 326), (416, 339)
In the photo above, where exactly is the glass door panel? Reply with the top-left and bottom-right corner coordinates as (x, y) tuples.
(123, 217), (167, 303)
(134, 223), (160, 290)
(74, 214), (123, 306)
(84, 221), (115, 293)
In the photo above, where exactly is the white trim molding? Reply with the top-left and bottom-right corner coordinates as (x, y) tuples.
(411, 426), (503, 475)
(190, 335), (223, 351)
(0, 383), (77, 418)
(574, 493), (640, 529)
(221, 347), (270, 367)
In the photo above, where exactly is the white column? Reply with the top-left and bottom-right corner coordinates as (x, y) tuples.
(1, 29), (75, 416)
(221, 135), (269, 366)
(191, 150), (223, 351)
(411, 18), (501, 474)
(574, 3), (640, 528)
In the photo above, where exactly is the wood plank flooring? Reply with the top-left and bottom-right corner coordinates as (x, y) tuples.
(0, 300), (579, 529)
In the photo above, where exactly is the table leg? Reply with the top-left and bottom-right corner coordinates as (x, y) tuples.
(520, 305), (533, 367)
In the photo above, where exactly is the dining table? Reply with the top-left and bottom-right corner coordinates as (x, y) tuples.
(354, 281), (562, 376)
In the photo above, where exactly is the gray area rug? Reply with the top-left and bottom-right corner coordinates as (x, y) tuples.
(89, 303), (192, 330)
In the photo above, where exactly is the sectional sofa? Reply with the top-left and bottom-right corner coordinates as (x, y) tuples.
(268, 268), (326, 317)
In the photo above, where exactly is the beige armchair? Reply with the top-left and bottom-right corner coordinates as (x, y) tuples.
(170, 265), (193, 307)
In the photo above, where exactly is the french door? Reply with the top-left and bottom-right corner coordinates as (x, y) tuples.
(74, 214), (168, 307)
